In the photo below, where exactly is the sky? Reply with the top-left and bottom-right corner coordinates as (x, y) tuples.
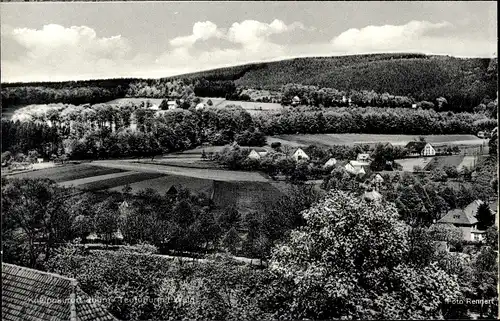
(1, 1), (497, 82)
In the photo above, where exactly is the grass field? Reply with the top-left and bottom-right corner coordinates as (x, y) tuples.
(109, 174), (214, 196)
(89, 160), (270, 182)
(424, 155), (465, 171)
(395, 157), (434, 172)
(66, 172), (165, 192)
(5, 164), (125, 182)
(267, 134), (484, 147)
(457, 156), (479, 171)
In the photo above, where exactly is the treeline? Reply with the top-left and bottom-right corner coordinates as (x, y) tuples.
(254, 107), (498, 136)
(1, 103), (256, 159)
(1, 86), (126, 108)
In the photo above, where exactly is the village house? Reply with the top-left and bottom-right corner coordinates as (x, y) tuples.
(2, 263), (117, 321)
(36, 158), (44, 164)
(405, 141), (436, 157)
(292, 148), (310, 161)
(247, 149), (262, 160)
(356, 153), (371, 162)
(323, 157), (337, 168)
(371, 173), (385, 184)
(345, 160), (369, 176)
(167, 101), (178, 110)
(195, 102), (205, 110)
(436, 200), (488, 242)
(291, 96), (301, 106)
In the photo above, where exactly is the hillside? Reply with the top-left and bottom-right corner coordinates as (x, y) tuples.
(2, 53), (497, 111)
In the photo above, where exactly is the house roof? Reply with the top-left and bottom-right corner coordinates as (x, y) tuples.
(405, 141), (429, 153)
(2, 263), (117, 321)
(349, 160), (370, 167)
(437, 200), (482, 226)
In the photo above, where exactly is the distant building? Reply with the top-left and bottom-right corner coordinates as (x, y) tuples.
(167, 101), (178, 110)
(291, 96), (301, 106)
(2, 263), (117, 321)
(405, 141), (436, 157)
(437, 200), (486, 242)
(477, 131), (485, 139)
(323, 158), (337, 168)
(195, 103), (205, 110)
(36, 158), (44, 164)
(247, 149), (262, 160)
(345, 160), (368, 176)
(371, 173), (384, 184)
(292, 148), (310, 161)
(356, 153), (370, 162)
(412, 103), (417, 109)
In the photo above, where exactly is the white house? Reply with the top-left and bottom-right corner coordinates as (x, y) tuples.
(323, 158), (337, 168)
(247, 149), (261, 160)
(405, 141), (436, 157)
(167, 101), (178, 110)
(292, 148), (310, 161)
(356, 153), (370, 162)
(372, 173), (384, 184)
(412, 103), (417, 109)
(36, 158), (44, 164)
(195, 103), (205, 110)
(257, 151), (268, 158)
(291, 96), (301, 106)
(345, 160), (368, 175)
(363, 190), (383, 202)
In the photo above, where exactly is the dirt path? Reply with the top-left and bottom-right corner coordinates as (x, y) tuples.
(89, 160), (270, 182)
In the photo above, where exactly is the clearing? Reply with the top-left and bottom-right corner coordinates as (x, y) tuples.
(215, 100), (283, 114)
(106, 97), (165, 106)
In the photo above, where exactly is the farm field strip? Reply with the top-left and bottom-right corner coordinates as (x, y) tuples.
(424, 155), (465, 171)
(68, 172), (165, 192)
(106, 97), (165, 106)
(89, 160), (270, 182)
(5, 164), (126, 182)
(58, 171), (139, 187)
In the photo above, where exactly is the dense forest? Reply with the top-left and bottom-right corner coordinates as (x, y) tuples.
(2, 53), (497, 112)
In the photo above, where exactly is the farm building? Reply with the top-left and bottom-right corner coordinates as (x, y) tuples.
(357, 153), (371, 162)
(371, 173), (384, 184)
(323, 158), (337, 168)
(345, 160), (368, 176)
(405, 141), (436, 157)
(247, 149), (262, 160)
(195, 103), (205, 110)
(291, 96), (301, 106)
(436, 200), (487, 242)
(2, 263), (117, 321)
(292, 148), (310, 161)
(36, 158), (44, 163)
(167, 101), (178, 110)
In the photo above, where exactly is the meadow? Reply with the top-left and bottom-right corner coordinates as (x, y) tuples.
(4, 164), (125, 182)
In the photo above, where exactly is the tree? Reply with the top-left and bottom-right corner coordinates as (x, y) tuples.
(206, 99), (213, 106)
(94, 199), (120, 245)
(475, 202), (495, 230)
(268, 191), (461, 320)
(489, 130), (497, 155)
(2, 178), (73, 268)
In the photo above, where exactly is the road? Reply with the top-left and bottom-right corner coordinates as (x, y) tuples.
(89, 159), (270, 182)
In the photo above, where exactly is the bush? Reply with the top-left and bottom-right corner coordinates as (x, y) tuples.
(270, 142), (282, 149)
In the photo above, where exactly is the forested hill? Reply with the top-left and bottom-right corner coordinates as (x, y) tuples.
(179, 53), (498, 107)
(2, 53), (497, 111)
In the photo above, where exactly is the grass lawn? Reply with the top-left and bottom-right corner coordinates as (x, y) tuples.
(268, 134), (484, 147)
(5, 164), (125, 182)
(216, 100), (283, 114)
